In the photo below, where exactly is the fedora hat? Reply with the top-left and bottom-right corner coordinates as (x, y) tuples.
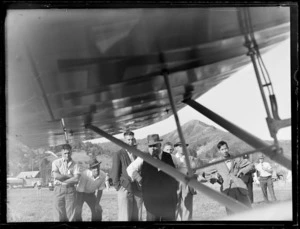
(174, 142), (189, 147)
(147, 134), (163, 146)
(89, 159), (101, 169)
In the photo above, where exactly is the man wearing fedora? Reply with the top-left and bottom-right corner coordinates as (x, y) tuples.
(110, 130), (143, 221)
(172, 142), (202, 221)
(75, 158), (106, 221)
(127, 134), (178, 221)
(254, 153), (277, 203)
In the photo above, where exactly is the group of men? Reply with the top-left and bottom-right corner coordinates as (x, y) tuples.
(51, 131), (277, 222)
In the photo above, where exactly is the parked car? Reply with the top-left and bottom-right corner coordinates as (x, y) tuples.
(7, 177), (25, 189)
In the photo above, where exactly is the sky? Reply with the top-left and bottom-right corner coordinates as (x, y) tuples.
(89, 38), (291, 143)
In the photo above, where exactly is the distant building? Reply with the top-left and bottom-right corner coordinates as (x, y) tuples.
(16, 171), (40, 179)
(16, 171), (42, 187)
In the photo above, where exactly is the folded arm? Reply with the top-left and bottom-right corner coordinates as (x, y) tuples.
(62, 173), (80, 184)
(52, 172), (72, 182)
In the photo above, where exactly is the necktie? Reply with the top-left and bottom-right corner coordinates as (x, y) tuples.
(153, 155), (159, 159)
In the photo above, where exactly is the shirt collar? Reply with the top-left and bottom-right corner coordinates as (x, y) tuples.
(224, 154), (231, 160)
(225, 159), (232, 163)
(93, 175), (100, 180)
(126, 149), (132, 155)
(63, 158), (73, 165)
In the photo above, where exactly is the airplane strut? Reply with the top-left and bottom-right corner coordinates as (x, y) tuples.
(182, 98), (291, 170)
(85, 123), (250, 214)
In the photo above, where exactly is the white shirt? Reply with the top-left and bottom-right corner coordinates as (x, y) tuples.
(126, 150), (135, 162)
(76, 169), (106, 193)
(126, 150), (164, 180)
(256, 162), (273, 177)
(225, 159), (232, 170)
(52, 158), (80, 185)
(127, 151), (200, 181)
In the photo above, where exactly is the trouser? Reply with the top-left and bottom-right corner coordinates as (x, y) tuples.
(146, 210), (175, 221)
(224, 188), (252, 215)
(76, 191), (102, 221)
(259, 176), (277, 202)
(246, 181), (254, 203)
(175, 183), (194, 221)
(117, 186), (143, 221)
(53, 186), (76, 222)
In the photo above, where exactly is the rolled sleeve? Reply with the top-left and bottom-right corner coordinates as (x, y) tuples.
(51, 159), (60, 174)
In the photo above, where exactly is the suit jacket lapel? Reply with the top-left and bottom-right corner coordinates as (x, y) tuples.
(228, 158), (235, 174)
(230, 158), (240, 174)
(122, 149), (132, 166)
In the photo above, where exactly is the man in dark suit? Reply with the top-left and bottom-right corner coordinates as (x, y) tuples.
(239, 154), (256, 203)
(127, 134), (178, 221)
(110, 130), (143, 221)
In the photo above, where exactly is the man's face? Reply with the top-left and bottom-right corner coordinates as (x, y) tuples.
(62, 148), (72, 161)
(175, 145), (183, 155)
(259, 158), (264, 163)
(218, 144), (229, 158)
(132, 138), (137, 148)
(148, 143), (161, 157)
(91, 167), (99, 178)
(163, 145), (174, 154)
(124, 135), (135, 146)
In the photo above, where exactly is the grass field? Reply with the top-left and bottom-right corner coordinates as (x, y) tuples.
(6, 180), (292, 222)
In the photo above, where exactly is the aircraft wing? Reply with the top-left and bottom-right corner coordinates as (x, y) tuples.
(6, 7), (290, 148)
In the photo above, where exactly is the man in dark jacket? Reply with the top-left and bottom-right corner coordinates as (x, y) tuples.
(239, 154), (256, 203)
(127, 134), (178, 221)
(110, 130), (143, 221)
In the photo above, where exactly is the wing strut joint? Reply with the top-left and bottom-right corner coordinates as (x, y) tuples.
(162, 70), (193, 178)
(238, 8), (291, 147)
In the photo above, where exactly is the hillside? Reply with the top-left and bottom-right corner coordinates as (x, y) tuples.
(6, 120), (292, 178)
(99, 120), (292, 174)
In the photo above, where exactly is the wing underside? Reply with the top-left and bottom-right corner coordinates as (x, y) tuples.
(6, 7), (290, 148)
